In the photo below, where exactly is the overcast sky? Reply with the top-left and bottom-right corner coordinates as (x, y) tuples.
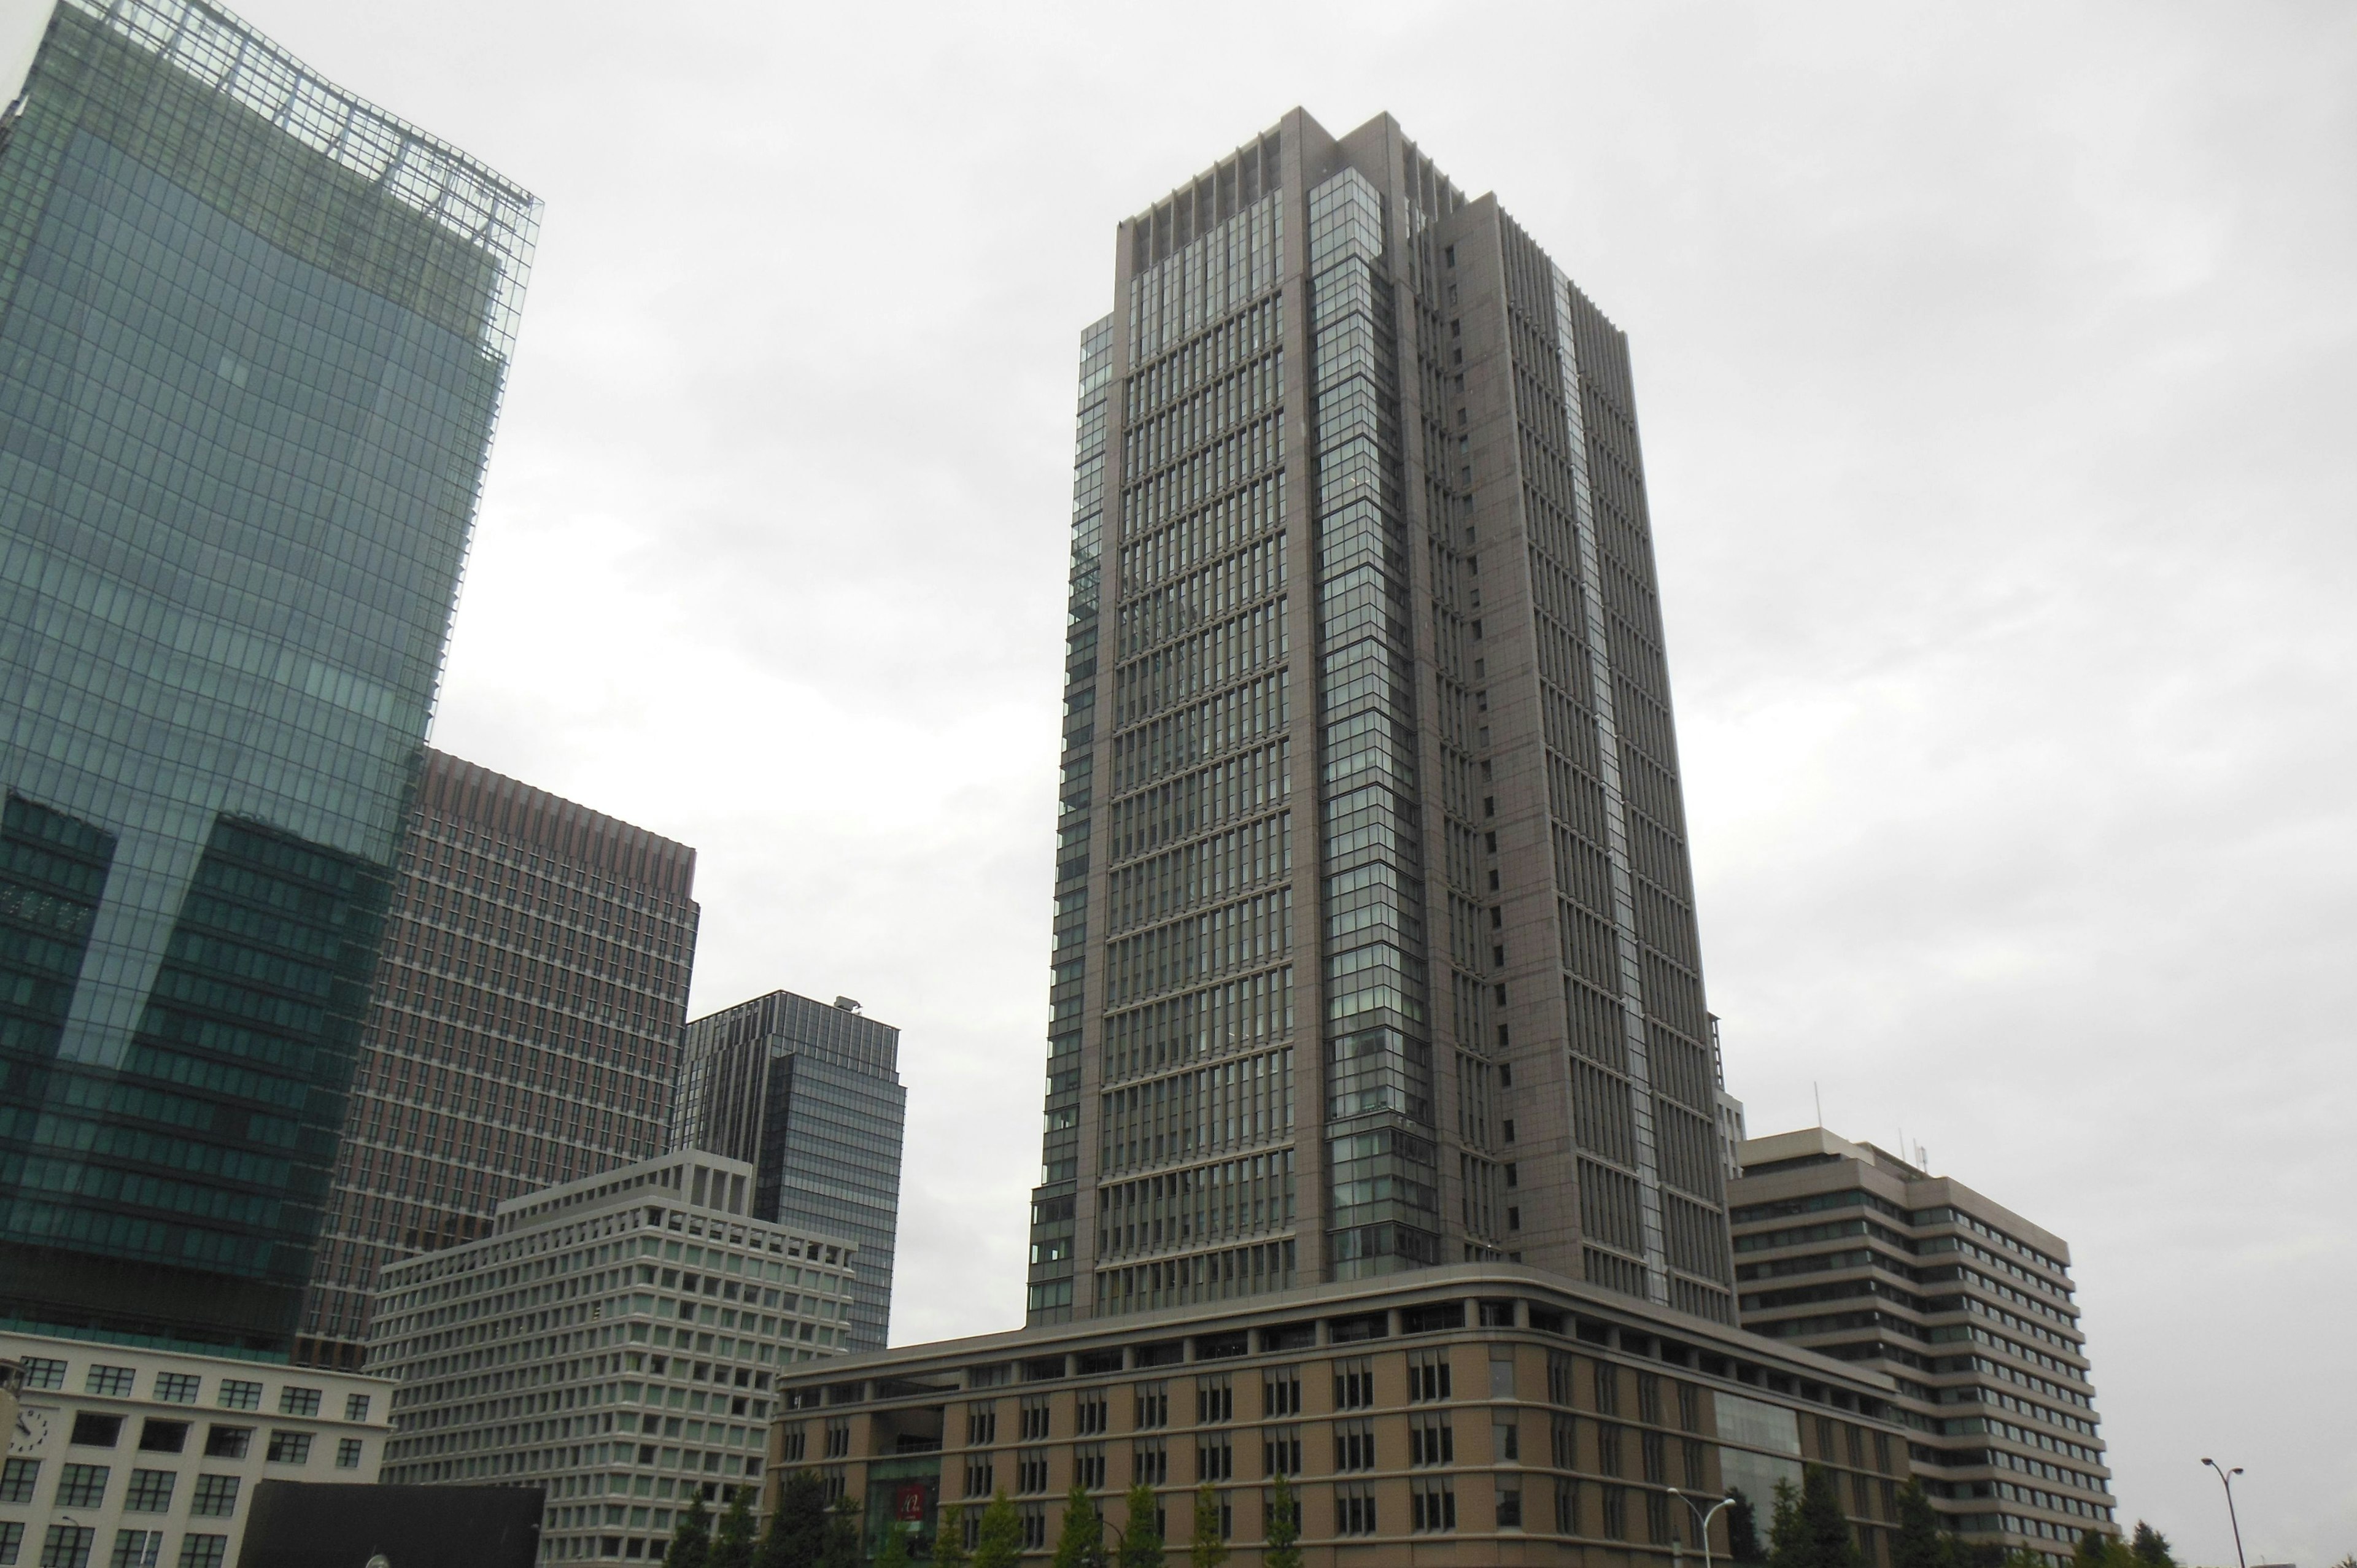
(9, 0), (2349, 1559)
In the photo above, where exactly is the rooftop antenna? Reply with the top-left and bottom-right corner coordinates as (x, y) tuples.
(1813, 1081), (1822, 1128)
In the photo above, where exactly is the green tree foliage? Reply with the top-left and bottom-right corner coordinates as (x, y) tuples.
(972, 1490), (1024, 1568)
(934, 1504), (970, 1568)
(1052, 1485), (1102, 1568)
(669, 1491), (713, 1568)
(757, 1471), (830, 1568)
(875, 1516), (913, 1568)
(712, 1487), (758, 1568)
(1263, 1474), (1301, 1568)
(2078, 1530), (2148, 1568)
(817, 1498), (864, 1568)
(1892, 1478), (1951, 1568)
(1729, 1488), (1767, 1566)
(2131, 1525), (2177, 1568)
(1771, 1467), (1864, 1568)
(1188, 1483), (1228, 1568)
(1118, 1482), (1164, 1568)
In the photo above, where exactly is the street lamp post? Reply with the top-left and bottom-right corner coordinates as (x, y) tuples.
(2200, 1459), (2248, 1568)
(1671, 1488), (1737, 1568)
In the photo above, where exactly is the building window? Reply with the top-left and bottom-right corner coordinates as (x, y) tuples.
(1597, 1423), (1624, 1477)
(217, 1382), (261, 1412)
(335, 1439), (365, 1470)
(1547, 1351), (1576, 1407)
(83, 1367), (134, 1398)
(964, 1403), (997, 1446)
(962, 1459), (993, 1499)
(174, 1538), (227, 1568)
(18, 1360), (66, 1393)
(1017, 1450), (1050, 1494)
(1131, 1439), (1167, 1487)
(0, 1522), (18, 1566)
(1498, 1484), (1523, 1529)
(1075, 1392), (1107, 1435)
(1496, 1416), (1522, 1463)
(266, 1432), (313, 1464)
(1554, 1478), (1581, 1535)
(1263, 1486), (1299, 1543)
(1410, 1415), (1453, 1466)
(344, 1394), (373, 1423)
(1261, 1366), (1300, 1417)
(122, 1470), (176, 1512)
(54, 1464), (109, 1508)
(1642, 1430), (1666, 1484)
(106, 1529), (163, 1567)
(778, 1424), (806, 1462)
(1196, 1435), (1232, 1482)
(1412, 1481), (1457, 1532)
(1602, 1485), (1628, 1540)
(202, 1428), (250, 1461)
(1017, 1504), (1047, 1552)
(1335, 1483), (1377, 1536)
(1490, 1348), (1516, 1400)
(1593, 1363), (1620, 1415)
(1676, 1382), (1702, 1434)
(1647, 1489), (1675, 1545)
(277, 1388), (322, 1418)
(1333, 1358), (1374, 1411)
(1, 1459), (38, 1505)
(1019, 1395), (1051, 1442)
(1133, 1382), (1168, 1429)
(152, 1375), (200, 1407)
(190, 1475), (242, 1517)
(1637, 1373), (1663, 1426)
(1552, 1413), (1578, 1469)
(1075, 1443), (1107, 1491)
(1333, 1419), (1375, 1473)
(823, 1419), (850, 1459)
(1261, 1426), (1300, 1478)
(1195, 1375), (1233, 1424)
(69, 1415), (122, 1448)
(1407, 1350), (1451, 1402)
(136, 1421), (186, 1455)
(39, 1526), (93, 1568)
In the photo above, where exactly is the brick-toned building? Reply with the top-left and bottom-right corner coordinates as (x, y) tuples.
(775, 1267), (1913, 1566)
(293, 749), (699, 1368)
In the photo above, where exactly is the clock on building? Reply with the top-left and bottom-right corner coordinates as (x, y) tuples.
(9, 1407), (52, 1454)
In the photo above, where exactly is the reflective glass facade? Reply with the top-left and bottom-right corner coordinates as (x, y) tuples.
(1029, 112), (1734, 1329)
(0, 0), (535, 1354)
(669, 992), (905, 1353)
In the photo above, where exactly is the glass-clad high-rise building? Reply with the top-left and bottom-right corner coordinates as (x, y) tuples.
(670, 991), (905, 1353)
(1028, 111), (1734, 1328)
(0, 0), (536, 1356)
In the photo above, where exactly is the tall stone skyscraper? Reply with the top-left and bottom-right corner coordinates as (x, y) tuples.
(669, 990), (906, 1353)
(1028, 110), (1733, 1327)
(295, 749), (700, 1369)
(0, 0), (535, 1355)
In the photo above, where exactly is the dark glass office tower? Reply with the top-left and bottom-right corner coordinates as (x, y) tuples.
(670, 991), (905, 1353)
(0, 0), (535, 1355)
(296, 749), (699, 1369)
(1028, 110), (1733, 1327)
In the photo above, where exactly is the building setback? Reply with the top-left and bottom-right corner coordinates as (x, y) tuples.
(0, 1328), (392, 1568)
(370, 1152), (858, 1565)
(0, 0), (535, 1358)
(670, 991), (906, 1354)
(1029, 110), (1733, 1330)
(1728, 1129), (2116, 1566)
(774, 1266), (1911, 1566)
(295, 749), (700, 1369)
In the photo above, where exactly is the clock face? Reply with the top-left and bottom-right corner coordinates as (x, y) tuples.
(10, 1407), (52, 1454)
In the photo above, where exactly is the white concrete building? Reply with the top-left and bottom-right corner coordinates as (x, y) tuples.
(368, 1151), (854, 1563)
(0, 1331), (391, 1568)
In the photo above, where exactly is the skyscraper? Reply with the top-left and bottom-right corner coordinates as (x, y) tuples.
(0, 0), (535, 1356)
(670, 991), (906, 1353)
(295, 749), (700, 1369)
(1728, 1129), (2116, 1567)
(1028, 110), (1732, 1328)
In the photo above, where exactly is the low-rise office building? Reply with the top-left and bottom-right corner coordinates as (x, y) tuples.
(1729, 1130), (2116, 1566)
(0, 1330), (390, 1568)
(772, 1265), (1914, 1566)
(368, 1152), (855, 1564)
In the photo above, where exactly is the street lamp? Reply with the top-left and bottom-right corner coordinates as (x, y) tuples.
(2200, 1459), (2247, 1568)
(1670, 1487), (1736, 1568)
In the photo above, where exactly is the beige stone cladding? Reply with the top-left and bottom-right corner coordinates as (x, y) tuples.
(0, 1329), (391, 1568)
(773, 1265), (1913, 1566)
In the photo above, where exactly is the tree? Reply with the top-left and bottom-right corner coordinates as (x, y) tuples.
(875, 1516), (913, 1568)
(713, 1488), (758, 1568)
(818, 1498), (865, 1568)
(934, 1504), (970, 1568)
(1052, 1485), (1102, 1568)
(1262, 1475), (1301, 1568)
(758, 1471), (831, 1568)
(1188, 1483), (1228, 1568)
(973, 1490), (1024, 1568)
(669, 1491), (713, 1568)
(1117, 1481), (1164, 1568)
(1768, 1479), (1805, 1568)
(1892, 1478), (1950, 1568)
(1773, 1467), (1864, 1568)
(1728, 1489), (1766, 1566)
(2131, 1525), (2177, 1568)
